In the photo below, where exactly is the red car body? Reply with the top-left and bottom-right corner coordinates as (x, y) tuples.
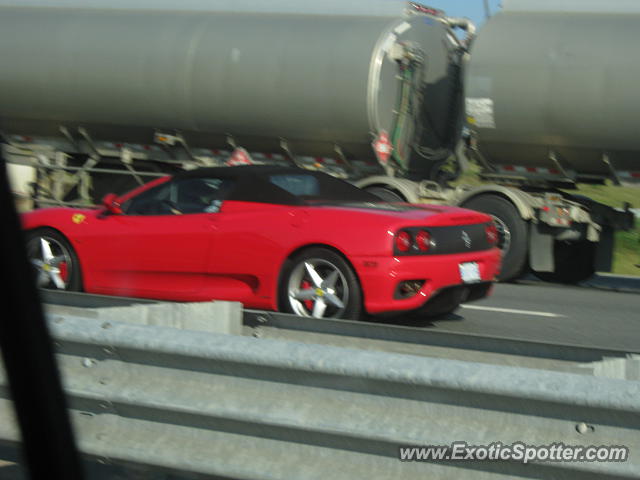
(22, 166), (501, 317)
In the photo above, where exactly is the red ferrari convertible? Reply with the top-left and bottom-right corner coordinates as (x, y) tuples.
(22, 166), (501, 319)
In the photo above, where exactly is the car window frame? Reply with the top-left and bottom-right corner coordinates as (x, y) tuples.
(122, 177), (235, 216)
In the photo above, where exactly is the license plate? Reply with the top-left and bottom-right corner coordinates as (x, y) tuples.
(459, 262), (481, 283)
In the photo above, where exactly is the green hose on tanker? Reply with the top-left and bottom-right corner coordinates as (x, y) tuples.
(390, 66), (415, 174)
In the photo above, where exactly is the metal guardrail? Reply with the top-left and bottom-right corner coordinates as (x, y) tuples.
(39, 289), (159, 308)
(1, 314), (639, 479)
(41, 291), (640, 365)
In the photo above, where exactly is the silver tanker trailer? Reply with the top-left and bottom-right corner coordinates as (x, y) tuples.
(1, 0), (471, 205)
(0, 0), (635, 283)
(461, 0), (639, 282)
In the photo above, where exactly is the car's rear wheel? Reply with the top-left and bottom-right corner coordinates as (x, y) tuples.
(25, 228), (82, 291)
(279, 248), (362, 320)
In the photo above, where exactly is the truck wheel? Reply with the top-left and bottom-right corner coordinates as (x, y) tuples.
(462, 194), (528, 281)
(365, 186), (405, 202)
(532, 240), (595, 284)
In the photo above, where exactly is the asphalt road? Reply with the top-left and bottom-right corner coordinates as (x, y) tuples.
(410, 279), (640, 351)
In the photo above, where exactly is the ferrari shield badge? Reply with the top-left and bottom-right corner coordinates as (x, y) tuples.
(71, 213), (86, 224)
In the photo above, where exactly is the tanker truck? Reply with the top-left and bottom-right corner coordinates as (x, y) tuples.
(0, 0), (472, 209)
(357, 0), (638, 282)
(0, 0), (635, 284)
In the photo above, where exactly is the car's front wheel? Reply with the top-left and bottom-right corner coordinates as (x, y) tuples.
(25, 228), (82, 291)
(279, 248), (362, 320)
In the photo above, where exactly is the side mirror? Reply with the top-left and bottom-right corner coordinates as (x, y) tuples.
(101, 193), (123, 215)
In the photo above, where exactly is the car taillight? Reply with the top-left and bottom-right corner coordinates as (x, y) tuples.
(485, 223), (498, 245)
(395, 231), (412, 252)
(415, 230), (431, 252)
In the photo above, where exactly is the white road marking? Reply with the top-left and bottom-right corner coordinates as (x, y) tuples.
(461, 305), (566, 318)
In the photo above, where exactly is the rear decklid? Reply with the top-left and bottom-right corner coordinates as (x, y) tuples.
(315, 202), (496, 255)
(314, 201), (492, 226)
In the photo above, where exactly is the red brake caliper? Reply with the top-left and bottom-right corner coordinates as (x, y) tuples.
(301, 280), (313, 312)
(59, 261), (68, 282)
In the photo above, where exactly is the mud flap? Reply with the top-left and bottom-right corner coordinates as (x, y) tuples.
(594, 226), (614, 273)
(529, 223), (554, 272)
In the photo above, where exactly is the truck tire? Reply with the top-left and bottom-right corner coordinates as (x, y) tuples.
(532, 240), (595, 284)
(365, 186), (405, 202)
(462, 194), (528, 281)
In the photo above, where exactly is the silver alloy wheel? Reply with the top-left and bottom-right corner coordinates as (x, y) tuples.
(491, 215), (511, 254)
(26, 235), (73, 290)
(287, 258), (349, 318)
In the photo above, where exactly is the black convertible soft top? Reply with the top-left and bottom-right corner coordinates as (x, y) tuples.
(174, 165), (305, 180)
(173, 165), (379, 205)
